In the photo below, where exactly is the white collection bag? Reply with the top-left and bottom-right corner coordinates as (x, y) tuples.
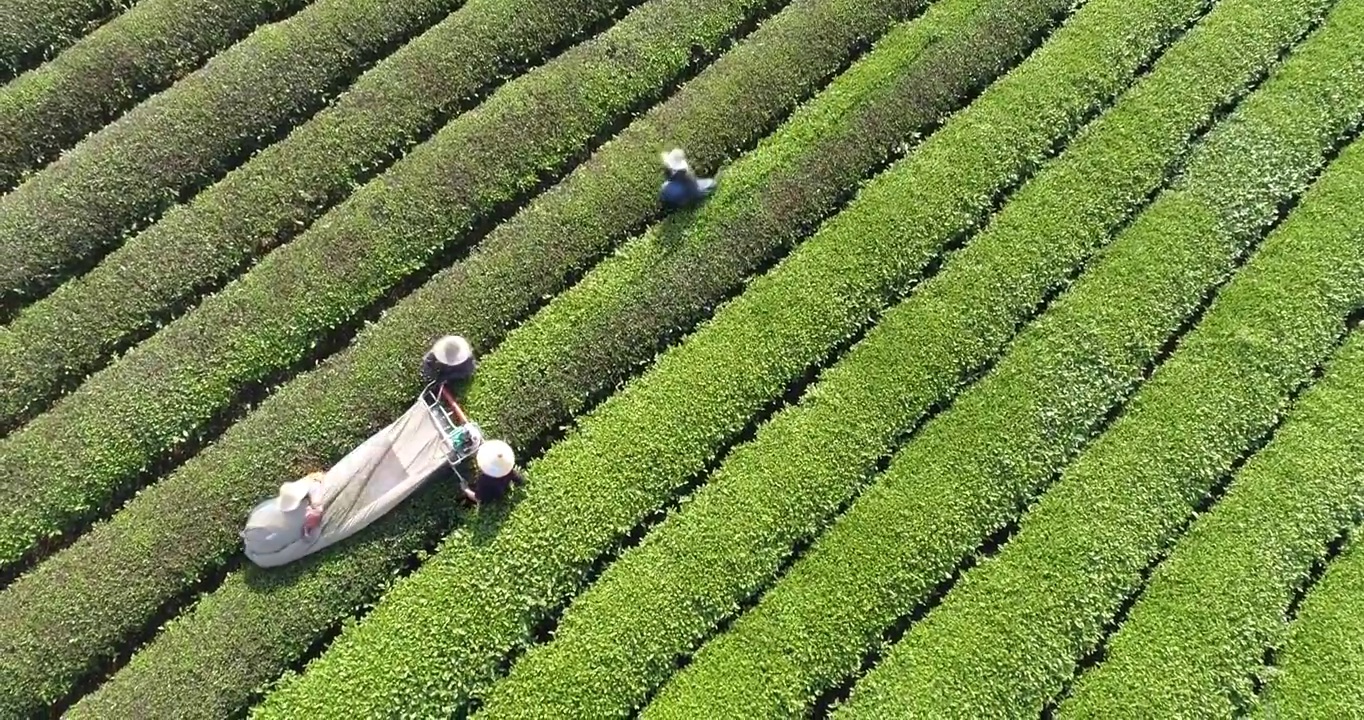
(241, 398), (451, 567)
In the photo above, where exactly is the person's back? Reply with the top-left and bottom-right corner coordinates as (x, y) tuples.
(658, 148), (715, 210)
(471, 466), (516, 503)
(660, 173), (699, 207)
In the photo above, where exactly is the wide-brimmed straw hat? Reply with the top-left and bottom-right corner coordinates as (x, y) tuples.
(476, 439), (516, 478)
(661, 148), (689, 172)
(276, 478), (313, 513)
(431, 334), (472, 366)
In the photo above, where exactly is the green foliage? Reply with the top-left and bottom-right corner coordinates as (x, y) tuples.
(647, 3), (1364, 716)
(834, 124), (1364, 720)
(243, 0), (1235, 715)
(1253, 525), (1364, 720)
(444, 0), (1052, 480)
(0, 0), (134, 78)
(0, 0), (309, 193)
(472, 0), (1330, 717)
(13, 0), (923, 715)
(0, 0), (464, 313)
(0, 0), (781, 574)
(7, 0), (1362, 715)
(1056, 329), (1364, 718)
(0, 0), (634, 432)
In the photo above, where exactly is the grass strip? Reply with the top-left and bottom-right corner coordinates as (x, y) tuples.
(644, 5), (1364, 715)
(0, 0), (310, 193)
(241, 0), (1228, 715)
(0, 0), (640, 431)
(0, 0), (464, 316)
(0, 0), (782, 576)
(834, 123), (1364, 720)
(1252, 527), (1364, 720)
(469, 1), (1328, 716)
(12, 0), (920, 714)
(0, 0), (137, 79)
(1055, 330), (1364, 719)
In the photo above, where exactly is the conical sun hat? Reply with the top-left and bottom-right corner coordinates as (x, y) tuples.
(476, 439), (516, 477)
(431, 334), (472, 366)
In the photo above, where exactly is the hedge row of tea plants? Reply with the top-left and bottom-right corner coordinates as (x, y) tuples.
(0, 0), (309, 192)
(835, 100), (1364, 719)
(0, 0), (783, 574)
(645, 5), (1363, 714)
(0, 0), (135, 78)
(471, 1), (1328, 716)
(0, 0), (463, 315)
(1253, 526), (1364, 720)
(0, 0), (639, 429)
(426, 0), (1062, 481)
(0, 0), (922, 713)
(243, 0), (1238, 716)
(1057, 328), (1364, 718)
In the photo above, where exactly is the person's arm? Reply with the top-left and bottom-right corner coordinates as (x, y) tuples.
(300, 473), (326, 538)
(301, 505), (323, 539)
(462, 486), (479, 504)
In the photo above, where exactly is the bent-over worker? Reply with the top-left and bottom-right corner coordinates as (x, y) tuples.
(462, 439), (522, 505)
(421, 334), (477, 384)
(659, 148), (716, 210)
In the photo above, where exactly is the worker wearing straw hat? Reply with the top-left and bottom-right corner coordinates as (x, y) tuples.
(658, 148), (716, 210)
(276, 472), (326, 540)
(462, 439), (522, 505)
(420, 334), (476, 384)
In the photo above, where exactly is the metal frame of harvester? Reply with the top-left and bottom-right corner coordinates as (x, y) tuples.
(419, 379), (485, 487)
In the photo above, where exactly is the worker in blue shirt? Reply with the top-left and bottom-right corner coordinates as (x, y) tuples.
(659, 148), (716, 210)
